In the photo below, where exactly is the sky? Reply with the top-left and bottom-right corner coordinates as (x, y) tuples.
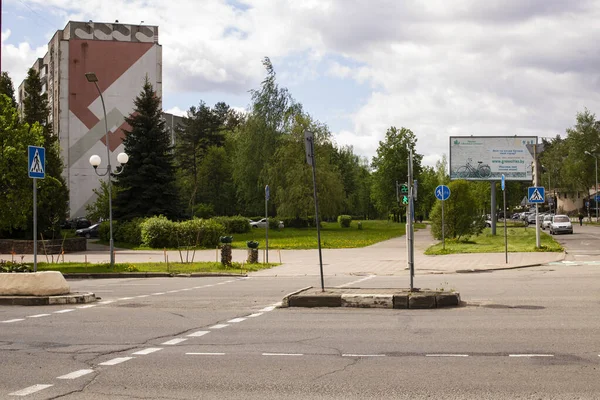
(2, 0), (600, 166)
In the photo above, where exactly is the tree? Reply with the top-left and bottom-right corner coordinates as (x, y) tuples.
(113, 78), (179, 220)
(0, 72), (17, 108)
(370, 126), (422, 220)
(0, 94), (44, 236)
(429, 180), (484, 240)
(22, 68), (68, 234)
(85, 180), (118, 222)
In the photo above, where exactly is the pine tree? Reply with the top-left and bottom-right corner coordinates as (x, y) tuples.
(0, 72), (17, 108)
(114, 78), (179, 220)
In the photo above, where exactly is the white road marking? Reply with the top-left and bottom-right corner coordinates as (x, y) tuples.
(57, 369), (95, 379)
(181, 288), (193, 291)
(152, 292), (165, 296)
(336, 274), (375, 288)
(259, 306), (276, 312)
(118, 297), (135, 300)
(27, 314), (51, 318)
(166, 290), (179, 293)
(209, 324), (229, 329)
(186, 352), (225, 356)
(227, 317), (246, 323)
(262, 353), (303, 356)
(187, 331), (210, 338)
(2, 319), (25, 323)
(216, 282), (228, 285)
(8, 384), (53, 396)
(98, 300), (115, 305)
(77, 305), (97, 309)
(426, 354), (469, 357)
(246, 312), (264, 318)
(136, 295), (150, 298)
(54, 309), (74, 314)
(162, 338), (188, 345)
(342, 354), (386, 357)
(509, 354), (554, 357)
(132, 348), (163, 355)
(99, 357), (134, 366)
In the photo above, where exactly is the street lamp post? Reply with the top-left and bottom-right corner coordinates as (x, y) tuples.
(585, 151), (598, 222)
(85, 72), (128, 268)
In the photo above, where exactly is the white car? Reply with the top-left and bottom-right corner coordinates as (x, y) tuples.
(549, 215), (573, 235)
(541, 214), (553, 230)
(249, 218), (284, 229)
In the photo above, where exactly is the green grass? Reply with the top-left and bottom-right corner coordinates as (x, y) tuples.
(35, 261), (276, 274)
(105, 220), (417, 250)
(424, 227), (564, 255)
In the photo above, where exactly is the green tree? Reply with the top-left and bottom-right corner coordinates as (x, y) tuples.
(0, 94), (44, 236)
(196, 146), (236, 216)
(85, 180), (118, 222)
(561, 110), (599, 196)
(429, 180), (483, 240)
(370, 126), (422, 221)
(0, 72), (17, 108)
(113, 78), (179, 220)
(415, 165), (437, 220)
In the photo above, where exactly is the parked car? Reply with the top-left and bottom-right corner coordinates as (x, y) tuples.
(549, 215), (573, 235)
(541, 214), (553, 230)
(249, 218), (284, 229)
(75, 223), (100, 239)
(62, 217), (92, 230)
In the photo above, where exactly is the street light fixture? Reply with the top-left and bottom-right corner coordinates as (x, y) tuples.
(86, 72), (128, 268)
(584, 150), (598, 222)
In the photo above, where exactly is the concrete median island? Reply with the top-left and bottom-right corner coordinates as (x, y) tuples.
(281, 287), (461, 309)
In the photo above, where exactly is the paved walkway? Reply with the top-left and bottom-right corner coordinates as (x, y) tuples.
(5, 227), (564, 276)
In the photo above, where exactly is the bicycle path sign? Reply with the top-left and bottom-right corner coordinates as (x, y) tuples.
(435, 185), (450, 201)
(527, 187), (545, 204)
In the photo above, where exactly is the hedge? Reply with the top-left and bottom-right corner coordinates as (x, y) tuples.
(213, 216), (251, 234)
(337, 215), (352, 228)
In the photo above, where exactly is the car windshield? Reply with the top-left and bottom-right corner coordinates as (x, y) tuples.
(554, 216), (569, 223)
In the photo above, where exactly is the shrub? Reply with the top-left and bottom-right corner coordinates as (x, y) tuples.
(193, 203), (214, 219)
(175, 219), (224, 248)
(279, 217), (320, 228)
(99, 221), (110, 241)
(337, 215), (352, 228)
(114, 218), (143, 245)
(0, 260), (32, 273)
(140, 216), (176, 248)
(430, 180), (484, 240)
(213, 216), (251, 234)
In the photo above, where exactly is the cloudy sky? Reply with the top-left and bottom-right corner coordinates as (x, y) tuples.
(2, 0), (600, 165)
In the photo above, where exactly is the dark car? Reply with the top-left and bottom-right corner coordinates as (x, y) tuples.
(75, 223), (100, 239)
(62, 217), (92, 230)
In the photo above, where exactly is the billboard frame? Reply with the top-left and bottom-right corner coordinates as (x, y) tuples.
(449, 136), (538, 181)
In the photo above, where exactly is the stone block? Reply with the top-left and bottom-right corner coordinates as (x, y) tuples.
(393, 294), (409, 309)
(288, 295), (341, 307)
(436, 292), (460, 307)
(341, 294), (393, 308)
(0, 271), (70, 296)
(409, 294), (436, 309)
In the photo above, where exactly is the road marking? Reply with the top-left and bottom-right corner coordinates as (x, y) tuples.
(227, 317), (246, 323)
(8, 384), (53, 396)
(118, 297), (135, 300)
(181, 288), (193, 291)
(136, 295), (150, 298)
(99, 357), (134, 366)
(54, 309), (74, 314)
(259, 306), (276, 312)
(509, 354), (554, 357)
(246, 312), (264, 318)
(57, 369), (94, 379)
(162, 338), (188, 345)
(166, 290), (179, 293)
(27, 314), (51, 318)
(342, 354), (386, 357)
(426, 354), (469, 357)
(98, 300), (115, 305)
(262, 353), (303, 356)
(336, 274), (375, 288)
(152, 292), (166, 295)
(2, 319), (25, 323)
(77, 305), (97, 309)
(132, 348), (163, 355)
(209, 324), (229, 329)
(186, 352), (225, 356)
(187, 330), (210, 338)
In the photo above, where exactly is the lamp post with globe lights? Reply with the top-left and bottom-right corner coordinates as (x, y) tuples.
(86, 72), (129, 267)
(584, 150), (598, 222)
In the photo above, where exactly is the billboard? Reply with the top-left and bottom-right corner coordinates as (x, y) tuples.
(449, 136), (537, 181)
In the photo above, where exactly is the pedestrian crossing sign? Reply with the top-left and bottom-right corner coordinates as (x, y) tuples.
(28, 146), (45, 179)
(527, 186), (545, 204)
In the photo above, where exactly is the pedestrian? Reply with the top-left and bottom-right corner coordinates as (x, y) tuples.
(578, 213), (584, 226)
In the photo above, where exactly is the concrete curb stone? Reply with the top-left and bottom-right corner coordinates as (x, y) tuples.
(62, 272), (245, 279)
(0, 292), (96, 306)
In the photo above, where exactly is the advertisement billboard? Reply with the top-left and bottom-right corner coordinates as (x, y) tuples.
(449, 136), (537, 181)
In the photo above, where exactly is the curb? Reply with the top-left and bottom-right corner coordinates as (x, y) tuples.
(62, 272), (246, 279)
(0, 292), (96, 306)
(286, 288), (461, 309)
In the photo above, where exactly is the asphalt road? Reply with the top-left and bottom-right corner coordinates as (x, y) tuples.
(2, 231), (600, 399)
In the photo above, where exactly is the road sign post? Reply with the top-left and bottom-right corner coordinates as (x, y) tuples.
(435, 185), (451, 250)
(304, 131), (324, 292)
(28, 146), (45, 272)
(265, 185), (269, 264)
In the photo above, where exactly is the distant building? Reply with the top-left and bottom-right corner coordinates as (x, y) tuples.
(18, 21), (162, 217)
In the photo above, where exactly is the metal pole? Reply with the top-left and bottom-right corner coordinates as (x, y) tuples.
(93, 81), (114, 268)
(534, 145), (540, 248)
(408, 149), (414, 291)
(309, 138), (324, 292)
(442, 197), (445, 250)
(265, 188), (269, 263)
(504, 185), (508, 264)
(595, 156), (598, 223)
(33, 178), (37, 272)
(491, 182), (497, 235)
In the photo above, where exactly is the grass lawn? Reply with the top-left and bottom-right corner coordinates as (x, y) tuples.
(35, 261), (276, 274)
(424, 227), (564, 255)
(106, 220), (418, 250)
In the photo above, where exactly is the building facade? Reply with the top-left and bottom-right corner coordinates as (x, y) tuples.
(19, 21), (162, 218)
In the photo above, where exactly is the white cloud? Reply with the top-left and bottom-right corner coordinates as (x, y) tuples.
(1, 29), (47, 88)
(164, 106), (186, 117)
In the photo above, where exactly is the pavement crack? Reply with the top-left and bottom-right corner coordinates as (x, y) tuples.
(312, 358), (359, 381)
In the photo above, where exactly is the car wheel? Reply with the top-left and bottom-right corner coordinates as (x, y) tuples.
(85, 233), (91, 239)
(252, 225), (258, 229)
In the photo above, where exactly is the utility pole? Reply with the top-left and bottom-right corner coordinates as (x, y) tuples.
(407, 149), (415, 291)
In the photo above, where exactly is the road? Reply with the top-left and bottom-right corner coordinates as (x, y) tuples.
(1, 229), (600, 399)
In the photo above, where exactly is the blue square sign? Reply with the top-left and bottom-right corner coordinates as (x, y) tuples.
(527, 186), (545, 204)
(28, 146), (45, 179)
